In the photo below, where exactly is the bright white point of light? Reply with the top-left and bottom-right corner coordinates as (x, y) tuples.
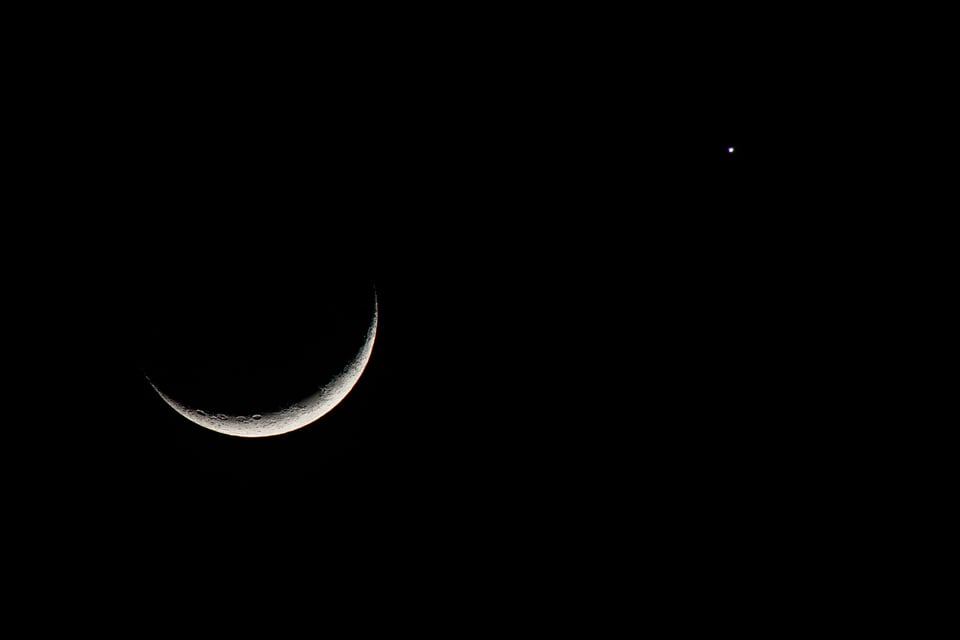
(728, 147), (735, 153)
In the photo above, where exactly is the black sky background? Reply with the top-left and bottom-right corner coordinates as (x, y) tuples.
(4, 11), (854, 623)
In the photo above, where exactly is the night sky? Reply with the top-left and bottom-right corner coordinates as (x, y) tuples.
(7, 14), (831, 624)
(38, 103), (767, 567)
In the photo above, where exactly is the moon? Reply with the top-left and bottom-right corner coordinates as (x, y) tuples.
(146, 290), (377, 438)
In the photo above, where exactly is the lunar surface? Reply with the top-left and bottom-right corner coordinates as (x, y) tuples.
(146, 290), (377, 437)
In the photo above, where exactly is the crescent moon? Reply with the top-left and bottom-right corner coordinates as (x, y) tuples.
(146, 291), (377, 438)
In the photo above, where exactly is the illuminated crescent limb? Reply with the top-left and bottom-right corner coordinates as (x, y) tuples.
(147, 290), (377, 438)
